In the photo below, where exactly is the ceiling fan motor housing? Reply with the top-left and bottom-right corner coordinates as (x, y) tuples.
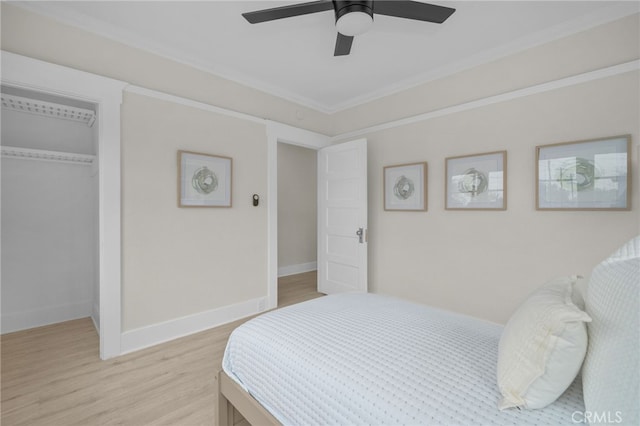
(334, 0), (374, 20)
(333, 1), (374, 36)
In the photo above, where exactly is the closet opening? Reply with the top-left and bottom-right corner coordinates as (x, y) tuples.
(1, 85), (100, 335)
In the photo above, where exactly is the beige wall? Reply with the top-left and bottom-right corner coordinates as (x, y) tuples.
(2, 3), (638, 331)
(121, 93), (267, 330)
(366, 72), (639, 323)
(1, 4), (276, 332)
(0, 3), (331, 135)
(327, 13), (640, 324)
(277, 143), (317, 270)
(331, 14), (640, 136)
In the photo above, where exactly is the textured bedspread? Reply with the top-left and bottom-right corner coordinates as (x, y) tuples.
(223, 293), (585, 425)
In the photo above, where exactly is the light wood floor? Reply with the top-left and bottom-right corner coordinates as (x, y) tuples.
(1, 271), (321, 426)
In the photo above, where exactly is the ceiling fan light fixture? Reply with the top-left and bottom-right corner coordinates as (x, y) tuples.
(334, 1), (374, 36)
(336, 10), (373, 36)
(244, 0), (455, 56)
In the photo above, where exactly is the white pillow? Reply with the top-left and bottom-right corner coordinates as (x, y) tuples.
(497, 276), (591, 410)
(582, 236), (639, 425)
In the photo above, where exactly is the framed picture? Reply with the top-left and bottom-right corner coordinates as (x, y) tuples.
(178, 150), (232, 207)
(445, 151), (507, 210)
(536, 135), (631, 210)
(384, 162), (427, 211)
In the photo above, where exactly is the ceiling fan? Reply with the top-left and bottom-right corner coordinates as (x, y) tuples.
(242, 1), (456, 56)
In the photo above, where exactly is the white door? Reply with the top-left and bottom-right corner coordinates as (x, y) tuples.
(317, 138), (367, 294)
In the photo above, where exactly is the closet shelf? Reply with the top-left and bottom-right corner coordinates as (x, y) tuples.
(1, 146), (96, 165)
(1, 93), (96, 127)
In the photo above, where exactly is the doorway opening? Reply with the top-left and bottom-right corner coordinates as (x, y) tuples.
(277, 142), (317, 277)
(266, 121), (330, 310)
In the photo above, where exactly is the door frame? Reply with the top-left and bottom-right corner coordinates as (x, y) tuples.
(265, 121), (331, 309)
(1, 51), (127, 359)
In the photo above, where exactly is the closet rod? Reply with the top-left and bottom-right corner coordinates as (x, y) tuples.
(1, 146), (95, 165)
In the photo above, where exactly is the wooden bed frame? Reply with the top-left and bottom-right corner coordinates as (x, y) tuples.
(216, 369), (280, 426)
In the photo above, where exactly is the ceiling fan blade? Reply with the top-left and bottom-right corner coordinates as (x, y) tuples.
(334, 33), (354, 56)
(374, 1), (455, 24)
(242, 1), (334, 24)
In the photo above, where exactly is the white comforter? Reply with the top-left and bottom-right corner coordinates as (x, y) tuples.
(223, 293), (585, 425)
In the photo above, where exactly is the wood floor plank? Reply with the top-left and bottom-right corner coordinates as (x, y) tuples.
(1, 272), (322, 425)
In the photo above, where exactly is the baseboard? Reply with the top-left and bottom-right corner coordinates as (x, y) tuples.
(91, 315), (100, 335)
(1, 300), (93, 334)
(91, 301), (100, 334)
(278, 261), (317, 277)
(120, 296), (267, 355)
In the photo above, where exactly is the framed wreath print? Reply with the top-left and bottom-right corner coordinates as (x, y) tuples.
(384, 162), (427, 211)
(178, 150), (232, 207)
(445, 151), (507, 210)
(536, 135), (630, 210)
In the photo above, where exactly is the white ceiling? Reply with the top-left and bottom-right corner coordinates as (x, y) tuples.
(16, 1), (639, 113)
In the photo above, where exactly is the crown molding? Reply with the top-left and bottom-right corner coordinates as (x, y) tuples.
(11, 2), (639, 115)
(10, 2), (333, 114)
(326, 3), (640, 113)
(125, 85), (265, 125)
(332, 59), (640, 142)
(121, 59), (638, 144)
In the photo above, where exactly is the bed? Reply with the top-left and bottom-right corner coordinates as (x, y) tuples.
(218, 236), (639, 425)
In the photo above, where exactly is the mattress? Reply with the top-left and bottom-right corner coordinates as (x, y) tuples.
(223, 293), (585, 425)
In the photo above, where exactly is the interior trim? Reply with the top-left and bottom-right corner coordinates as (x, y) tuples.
(1, 50), (127, 360)
(332, 60), (640, 142)
(120, 296), (267, 356)
(266, 121), (331, 310)
(278, 262), (318, 278)
(124, 85), (264, 125)
(14, 2), (638, 114)
(125, 60), (639, 144)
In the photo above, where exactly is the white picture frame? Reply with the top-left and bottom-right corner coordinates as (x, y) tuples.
(536, 135), (630, 210)
(384, 162), (427, 211)
(445, 151), (507, 210)
(178, 150), (232, 207)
